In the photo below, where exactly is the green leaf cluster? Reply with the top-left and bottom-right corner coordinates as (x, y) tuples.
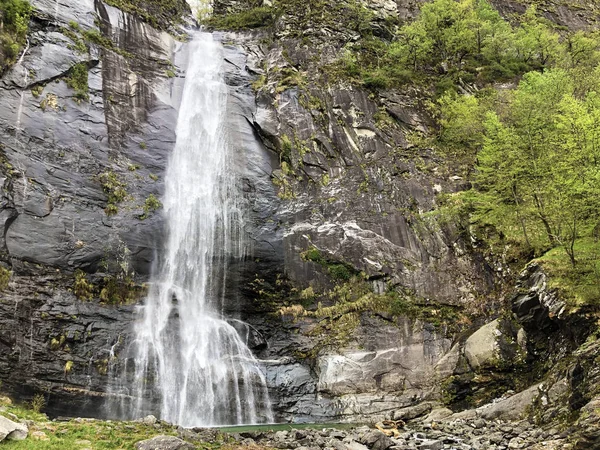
(66, 62), (89, 101)
(98, 171), (128, 216)
(337, 0), (589, 91)
(438, 65), (600, 286)
(0, 0), (31, 72)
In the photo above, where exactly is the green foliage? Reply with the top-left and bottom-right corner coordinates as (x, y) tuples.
(437, 63), (600, 283)
(301, 246), (357, 281)
(99, 275), (146, 305)
(81, 29), (132, 58)
(203, 6), (276, 30)
(73, 269), (94, 300)
(30, 394), (45, 414)
(536, 238), (600, 307)
(103, 0), (189, 31)
(0, 399), (223, 450)
(61, 27), (88, 54)
(30, 85), (43, 98)
(0, 266), (11, 291)
(0, 0), (31, 72)
(205, 0), (373, 37)
(334, 0), (591, 92)
(139, 194), (162, 220)
(66, 62), (89, 101)
(436, 88), (497, 161)
(98, 171), (127, 216)
(280, 134), (293, 162)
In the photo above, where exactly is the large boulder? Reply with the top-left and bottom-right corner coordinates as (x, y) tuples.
(134, 435), (195, 450)
(0, 415), (28, 441)
(463, 319), (501, 370)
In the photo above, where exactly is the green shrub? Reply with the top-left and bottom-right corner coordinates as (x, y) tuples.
(203, 6), (276, 30)
(100, 275), (147, 304)
(139, 194), (162, 219)
(73, 269), (94, 300)
(0, 0), (31, 71)
(0, 266), (11, 291)
(67, 62), (89, 101)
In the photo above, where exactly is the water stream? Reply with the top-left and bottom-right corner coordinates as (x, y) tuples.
(14, 39), (30, 142)
(126, 32), (273, 427)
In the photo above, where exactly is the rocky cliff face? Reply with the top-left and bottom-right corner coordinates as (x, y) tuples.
(0, 0), (599, 432)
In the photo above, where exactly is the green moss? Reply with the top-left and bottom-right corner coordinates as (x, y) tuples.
(66, 62), (89, 101)
(0, 400), (228, 450)
(73, 269), (94, 300)
(251, 74), (267, 91)
(82, 29), (132, 58)
(104, 203), (118, 216)
(49, 335), (65, 351)
(0, 266), (11, 291)
(61, 27), (87, 54)
(30, 85), (43, 98)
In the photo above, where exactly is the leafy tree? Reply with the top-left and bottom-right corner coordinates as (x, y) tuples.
(466, 69), (600, 265)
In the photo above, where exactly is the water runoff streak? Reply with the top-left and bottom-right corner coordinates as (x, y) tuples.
(129, 32), (273, 427)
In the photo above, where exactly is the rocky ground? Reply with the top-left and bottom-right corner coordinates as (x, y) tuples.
(0, 403), (582, 450)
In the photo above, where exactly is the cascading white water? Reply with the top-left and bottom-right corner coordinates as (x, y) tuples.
(14, 39), (30, 141)
(128, 32), (273, 427)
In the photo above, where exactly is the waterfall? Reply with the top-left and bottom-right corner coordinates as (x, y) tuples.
(127, 32), (273, 427)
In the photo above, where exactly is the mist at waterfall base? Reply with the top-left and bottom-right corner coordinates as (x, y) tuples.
(109, 32), (273, 427)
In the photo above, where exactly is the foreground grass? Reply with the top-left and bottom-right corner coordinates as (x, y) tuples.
(0, 399), (279, 450)
(0, 401), (182, 450)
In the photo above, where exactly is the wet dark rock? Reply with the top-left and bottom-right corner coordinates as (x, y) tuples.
(359, 430), (394, 450)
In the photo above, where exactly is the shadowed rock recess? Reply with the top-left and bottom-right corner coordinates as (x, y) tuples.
(1, 0), (600, 444)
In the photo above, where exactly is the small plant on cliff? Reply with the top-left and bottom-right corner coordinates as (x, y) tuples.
(98, 170), (128, 216)
(139, 194), (162, 220)
(0, 266), (11, 291)
(99, 275), (147, 305)
(73, 269), (94, 300)
(301, 246), (356, 281)
(66, 62), (89, 101)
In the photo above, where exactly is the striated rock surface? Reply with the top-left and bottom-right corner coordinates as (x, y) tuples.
(1, 0), (599, 431)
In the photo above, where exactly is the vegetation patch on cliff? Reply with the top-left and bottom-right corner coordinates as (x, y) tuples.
(280, 275), (467, 357)
(333, 0), (588, 91)
(0, 0), (31, 73)
(104, 0), (190, 31)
